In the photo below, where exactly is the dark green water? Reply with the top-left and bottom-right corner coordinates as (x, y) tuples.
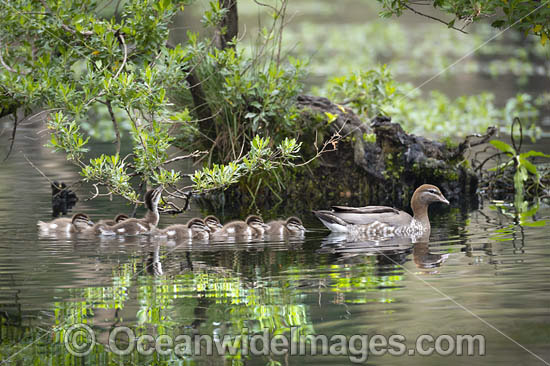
(1, 123), (550, 366)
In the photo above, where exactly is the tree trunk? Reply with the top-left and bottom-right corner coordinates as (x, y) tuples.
(215, 0), (238, 50)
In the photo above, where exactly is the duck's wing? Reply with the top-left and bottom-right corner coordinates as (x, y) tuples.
(313, 206), (413, 231)
(331, 205), (400, 215)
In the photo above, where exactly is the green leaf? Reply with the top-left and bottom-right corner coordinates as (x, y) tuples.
(521, 150), (550, 159)
(490, 140), (515, 155)
(518, 156), (537, 176)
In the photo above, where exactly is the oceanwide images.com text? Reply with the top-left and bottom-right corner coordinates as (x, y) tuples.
(64, 324), (486, 363)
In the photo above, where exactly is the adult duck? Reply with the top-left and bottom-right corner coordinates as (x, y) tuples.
(312, 184), (449, 236)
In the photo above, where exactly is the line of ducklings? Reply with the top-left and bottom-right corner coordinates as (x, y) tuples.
(38, 187), (306, 240)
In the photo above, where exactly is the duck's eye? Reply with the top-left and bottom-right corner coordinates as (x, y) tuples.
(428, 189), (438, 195)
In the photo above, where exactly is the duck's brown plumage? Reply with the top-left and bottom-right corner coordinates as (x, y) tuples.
(313, 184), (449, 235)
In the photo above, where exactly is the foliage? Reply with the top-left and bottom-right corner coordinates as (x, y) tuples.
(0, 0), (306, 203)
(178, 6), (306, 164)
(377, 0), (550, 46)
(476, 118), (550, 211)
(320, 65), (540, 138)
(191, 136), (301, 192)
(488, 119), (550, 207)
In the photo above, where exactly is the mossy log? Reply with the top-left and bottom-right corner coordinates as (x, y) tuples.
(202, 95), (496, 216)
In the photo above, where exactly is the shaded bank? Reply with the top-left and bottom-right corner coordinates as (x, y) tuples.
(200, 95), (494, 216)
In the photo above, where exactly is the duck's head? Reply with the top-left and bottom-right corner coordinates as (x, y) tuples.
(412, 184), (449, 207)
(114, 214), (129, 223)
(144, 187), (163, 211)
(72, 213), (94, 230)
(246, 215), (269, 233)
(187, 218), (211, 233)
(285, 216), (306, 234)
(204, 215), (223, 230)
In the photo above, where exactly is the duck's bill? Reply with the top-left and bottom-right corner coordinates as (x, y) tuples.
(440, 197), (450, 205)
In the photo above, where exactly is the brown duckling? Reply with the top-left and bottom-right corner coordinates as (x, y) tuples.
(211, 215), (268, 238)
(313, 184), (449, 236)
(154, 218), (211, 240)
(37, 213), (94, 234)
(97, 214), (129, 226)
(265, 216), (306, 237)
(203, 215), (223, 233)
(88, 187), (163, 236)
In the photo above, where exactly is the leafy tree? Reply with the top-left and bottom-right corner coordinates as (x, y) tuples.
(0, 0), (304, 204)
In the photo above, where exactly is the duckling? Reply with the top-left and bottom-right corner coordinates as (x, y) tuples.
(97, 214), (129, 226)
(211, 215), (268, 239)
(88, 187), (163, 236)
(37, 213), (94, 234)
(265, 216), (306, 237)
(154, 218), (211, 240)
(203, 215), (223, 233)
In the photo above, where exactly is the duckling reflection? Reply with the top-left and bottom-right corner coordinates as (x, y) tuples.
(145, 245), (163, 276)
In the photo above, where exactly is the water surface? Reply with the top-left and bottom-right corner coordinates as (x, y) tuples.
(1, 123), (550, 366)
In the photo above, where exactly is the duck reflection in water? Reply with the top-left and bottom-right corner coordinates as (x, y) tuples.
(319, 233), (448, 270)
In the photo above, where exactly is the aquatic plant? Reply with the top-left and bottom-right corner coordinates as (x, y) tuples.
(475, 118), (550, 207)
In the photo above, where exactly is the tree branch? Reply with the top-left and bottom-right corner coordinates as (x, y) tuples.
(403, 4), (468, 34)
(105, 99), (121, 155)
(3, 111), (18, 162)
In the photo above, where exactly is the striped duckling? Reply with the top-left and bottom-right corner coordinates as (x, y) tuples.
(37, 213), (94, 234)
(211, 215), (268, 239)
(97, 214), (129, 226)
(154, 218), (211, 240)
(203, 215), (223, 233)
(265, 216), (306, 237)
(84, 187), (163, 236)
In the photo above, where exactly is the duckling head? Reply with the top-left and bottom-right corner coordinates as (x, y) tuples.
(204, 215), (223, 231)
(285, 216), (306, 235)
(187, 218), (211, 233)
(114, 214), (129, 223)
(72, 213), (94, 230)
(246, 215), (269, 234)
(144, 186), (163, 211)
